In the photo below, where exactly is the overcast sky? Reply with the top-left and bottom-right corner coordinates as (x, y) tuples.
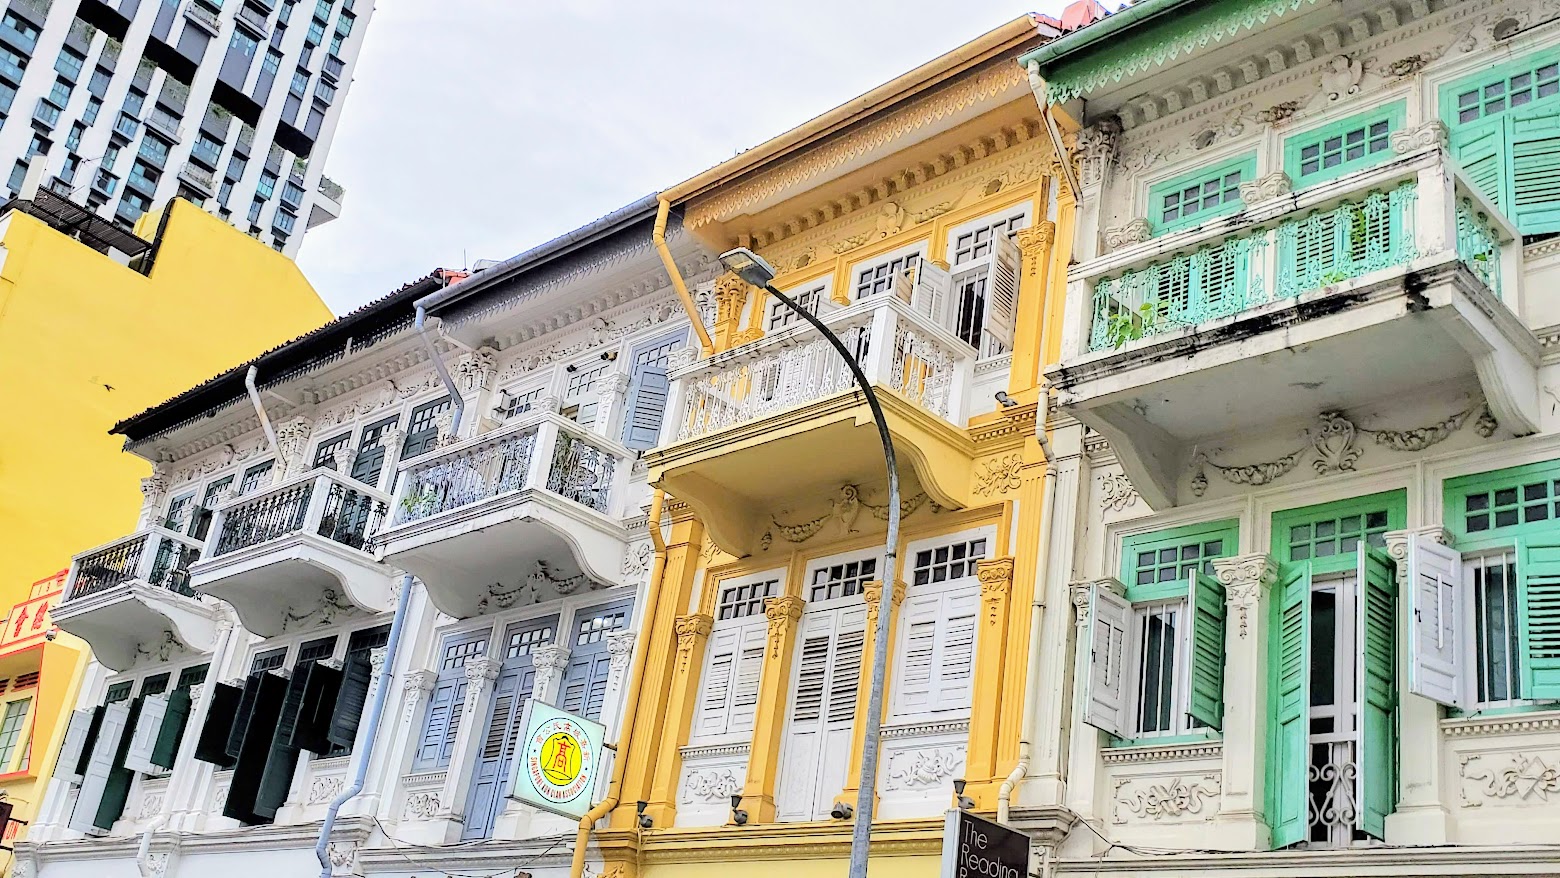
(294, 1), (1070, 314)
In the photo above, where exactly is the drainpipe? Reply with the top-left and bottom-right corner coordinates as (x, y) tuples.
(568, 489), (670, 878)
(244, 366), (279, 456)
(652, 198), (715, 355)
(1027, 66), (1083, 206)
(997, 423), (1057, 824)
(315, 574), (414, 878)
(414, 304), (465, 439)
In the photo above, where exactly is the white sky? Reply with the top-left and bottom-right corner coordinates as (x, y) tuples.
(295, 1), (1071, 315)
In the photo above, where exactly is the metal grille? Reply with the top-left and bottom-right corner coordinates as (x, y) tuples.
(317, 481), (387, 549)
(71, 534), (148, 599)
(1471, 551), (1523, 706)
(1134, 602), (1184, 735)
(546, 431), (616, 513)
(214, 479), (313, 555)
(396, 426), (537, 524)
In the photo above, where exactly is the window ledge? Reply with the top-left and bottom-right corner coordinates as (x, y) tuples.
(1442, 705), (1560, 737)
(1102, 733), (1222, 764)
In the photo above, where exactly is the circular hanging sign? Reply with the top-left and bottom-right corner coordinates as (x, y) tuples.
(508, 700), (607, 819)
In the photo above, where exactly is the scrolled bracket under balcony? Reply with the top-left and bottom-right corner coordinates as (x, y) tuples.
(190, 469), (393, 637)
(371, 412), (635, 619)
(1046, 148), (1540, 510)
(55, 527), (220, 671)
(649, 295), (980, 557)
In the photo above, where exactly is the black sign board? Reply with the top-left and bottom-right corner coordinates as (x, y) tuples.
(941, 809), (1031, 878)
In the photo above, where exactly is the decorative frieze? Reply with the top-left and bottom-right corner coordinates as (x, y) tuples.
(1113, 774), (1222, 823)
(454, 347), (498, 394)
(760, 483), (935, 550)
(1460, 753), (1560, 806)
(884, 747), (964, 791)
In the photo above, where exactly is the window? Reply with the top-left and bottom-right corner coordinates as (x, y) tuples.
(891, 533), (988, 726)
(562, 362), (607, 427)
(1284, 103), (1403, 186)
(0, 47), (22, 85)
(140, 673), (171, 697)
(853, 248), (921, 300)
(1285, 509), (1390, 560)
(272, 209), (296, 234)
(83, 96), (100, 124)
(48, 77), (71, 109)
(250, 647), (287, 672)
(401, 396), (451, 459)
(767, 283), (823, 331)
(22, 132), (43, 156)
(87, 66), (109, 96)
(807, 556), (876, 602)
(495, 386), (543, 420)
(1469, 550), (1522, 706)
(503, 623), (551, 659)
(239, 461), (273, 494)
(126, 160), (159, 194)
(247, 196), (264, 223)
(622, 329), (686, 450)
(226, 154), (247, 180)
(65, 122), (84, 151)
(415, 630), (490, 770)
(349, 416), (397, 487)
(261, 48), (282, 76)
(281, 180), (304, 206)
(1442, 49), (1560, 237)
(55, 47), (84, 81)
(1453, 58), (1560, 124)
(105, 681), (133, 703)
(5, 160), (23, 194)
(289, 68), (308, 96)
(778, 600), (866, 821)
(138, 134), (171, 165)
(717, 575), (778, 621)
(192, 133), (222, 166)
(1149, 155), (1256, 234)
(312, 432), (351, 469)
(951, 212), (1028, 266)
(1, 12), (38, 48)
(176, 664), (209, 690)
(305, 19), (324, 45)
(0, 698), (31, 768)
(256, 170), (277, 198)
(694, 572), (779, 743)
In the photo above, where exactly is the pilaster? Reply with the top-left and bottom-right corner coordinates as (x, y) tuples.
(1383, 526), (1454, 844)
(712, 271), (753, 353)
(740, 594), (805, 823)
(1009, 222), (1056, 399)
(964, 557), (1015, 807)
(838, 580), (906, 809)
(383, 668), (438, 821)
(530, 644), (571, 704)
(1212, 552), (1278, 850)
(435, 655), (500, 830)
(643, 613), (713, 826)
(1062, 577), (1118, 837)
(594, 372), (633, 444)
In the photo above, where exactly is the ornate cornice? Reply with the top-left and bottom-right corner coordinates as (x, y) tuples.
(1101, 739), (1224, 765)
(969, 401), (1039, 447)
(1442, 710), (1560, 738)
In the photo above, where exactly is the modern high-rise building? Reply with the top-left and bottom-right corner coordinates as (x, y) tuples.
(0, 0), (371, 257)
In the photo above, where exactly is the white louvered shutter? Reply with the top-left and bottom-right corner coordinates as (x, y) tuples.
(893, 596), (940, 716)
(1408, 533), (1465, 707)
(892, 588), (979, 720)
(69, 701), (130, 834)
(776, 613), (834, 822)
(982, 233), (1020, 356)
(55, 708), (94, 785)
(728, 628), (767, 733)
(693, 627), (740, 739)
(935, 590), (979, 713)
(911, 260), (953, 327)
(122, 694), (169, 774)
(1083, 584), (1131, 737)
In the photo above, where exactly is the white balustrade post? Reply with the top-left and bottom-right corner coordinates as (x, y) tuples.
(861, 303), (898, 387)
(662, 347), (698, 445)
(302, 473), (333, 536)
(528, 418), (561, 493)
(594, 372), (632, 444)
(1060, 277), (1090, 361)
(133, 533), (159, 582)
(1415, 159), (1457, 261)
(946, 348), (973, 427)
(200, 505), (229, 561)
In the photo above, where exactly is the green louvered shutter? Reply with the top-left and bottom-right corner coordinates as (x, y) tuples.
(1267, 561), (1311, 849)
(223, 672), (288, 825)
(1186, 570), (1226, 730)
(225, 673), (263, 758)
(1356, 547), (1398, 839)
(326, 654), (373, 748)
(290, 661), (344, 754)
(1509, 104), (1560, 236)
(151, 688), (192, 770)
(1518, 538), (1560, 701)
(193, 682), (241, 768)
(255, 671), (307, 819)
(1452, 120), (1510, 214)
(94, 696), (143, 830)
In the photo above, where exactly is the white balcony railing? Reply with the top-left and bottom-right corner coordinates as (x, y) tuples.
(203, 469), (390, 561)
(65, 527), (202, 604)
(386, 411), (631, 528)
(1063, 148), (1520, 360)
(668, 295), (975, 443)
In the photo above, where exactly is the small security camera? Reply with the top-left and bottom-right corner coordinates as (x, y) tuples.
(994, 391), (1019, 408)
(729, 794), (748, 826)
(565, 363), (579, 373)
(830, 802), (853, 820)
(636, 800), (653, 829)
(600, 350), (619, 362)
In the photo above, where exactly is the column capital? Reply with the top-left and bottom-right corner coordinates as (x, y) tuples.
(1383, 526), (1456, 561)
(1213, 553), (1278, 640)
(1015, 221), (1056, 255)
(764, 595), (805, 659)
(977, 557), (1016, 629)
(462, 655), (501, 686)
(403, 668), (438, 694)
(674, 613), (714, 673)
(864, 580), (907, 628)
(1070, 578), (1122, 628)
(369, 645), (390, 676)
(606, 630), (637, 674)
(530, 643), (571, 673)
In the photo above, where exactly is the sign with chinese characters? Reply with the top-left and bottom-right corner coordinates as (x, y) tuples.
(941, 809), (1031, 878)
(506, 700), (606, 820)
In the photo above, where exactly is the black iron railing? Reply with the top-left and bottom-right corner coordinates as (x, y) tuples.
(214, 480), (313, 555)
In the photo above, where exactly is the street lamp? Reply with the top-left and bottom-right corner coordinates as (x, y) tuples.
(718, 247), (900, 878)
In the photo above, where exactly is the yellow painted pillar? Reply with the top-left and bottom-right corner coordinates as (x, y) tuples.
(712, 271), (751, 352)
(998, 433), (1049, 770)
(962, 556), (1015, 807)
(739, 594), (804, 823)
(642, 613), (713, 826)
(1010, 221), (1057, 400)
(836, 579), (905, 810)
(611, 512), (705, 829)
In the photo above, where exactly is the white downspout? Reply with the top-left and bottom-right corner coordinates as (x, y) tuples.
(244, 366), (279, 455)
(997, 425), (1056, 825)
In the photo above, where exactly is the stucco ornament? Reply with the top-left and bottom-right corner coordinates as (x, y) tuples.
(885, 748), (962, 790)
(1255, 101), (1301, 125)
(1390, 121), (1449, 154)
(1214, 554), (1277, 639)
(974, 455), (1024, 497)
(1238, 171), (1292, 205)
(1103, 218), (1154, 251)
(765, 595), (804, 659)
(1097, 472), (1140, 512)
(1320, 54), (1364, 102)
(683, 769), (742, 803)
(1116, 775), (1221, 822)
(1075, 116), (1122, 187)
(1462, 753), (1560, 803)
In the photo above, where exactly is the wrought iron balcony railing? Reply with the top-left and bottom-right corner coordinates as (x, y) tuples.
(204, 469), (389, 560)
(668, 295), (975, 443)
(1067, 148), (1518, 358)
(388, 411), (629, 528)
(66, 527), (201, 603)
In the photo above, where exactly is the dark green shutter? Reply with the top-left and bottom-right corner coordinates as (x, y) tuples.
(151, 688), (193, 771)
(290, 661), (344, 753)
(1186, 570), (1226, 730)
(223, 672), (287, 825)
(1518, 538), (1560, 701)
(326, 654), (373, 748)
(1266, 561), (1311, 849)
(76, 705), (105, 775)
(93, 697), (143, 830)
(255, 671), (307, 819)
(193, 682), (241, 768)
(1357, 547), (1398, 839)
(225, 673), (263, 758)
(1510, 104), (1560, 236)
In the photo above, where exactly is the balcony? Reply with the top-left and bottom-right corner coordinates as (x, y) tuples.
(649, 294), (978, 556)
(1046, 147), (1539, 510)
(182, 0), (219, 34)
(190, 469), (392, 637)
(53, 528), (221, 671)
(372, 411), (634, 619)
(321, 53), (343, 82)
(308, 174), (342, 229)
(145, 107), (183, 142)
(178, 161), (214, 194)
(235, 1), (267, 35)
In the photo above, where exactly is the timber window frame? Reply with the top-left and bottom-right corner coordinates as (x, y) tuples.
(1283, 101), (1405, 188)
(849, 243), (925, 301)
(887, 528), (991, 725)
(766, 280), (827, 331)
(1147, 154), (1257, 235)
(690, 569), (781, 745)
(945, 208), (1028, 358)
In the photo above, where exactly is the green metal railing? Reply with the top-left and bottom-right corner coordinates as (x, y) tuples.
(1456, 199), (1502, 297)
(1088, 183), (1422, 351)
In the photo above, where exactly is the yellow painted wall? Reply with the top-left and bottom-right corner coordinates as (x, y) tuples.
(0, 199), (332, 607)
(643, 855), (942, 878)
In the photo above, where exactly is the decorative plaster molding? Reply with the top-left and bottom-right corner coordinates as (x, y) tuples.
(764, 596), (804, 660)
(1103, 218), (1154, 251)
(1460, 753), (1560, 806)
(682, 768), (743, 804)
(1238, 171), (1293, 205)
(881, 719), (972, 739)
(1391, 120), (1449, 154)
(1102, 740), (1224, 765)
(1113, 774), (1222, 823)
(1097, 472), (1139, 512)
(1443, 710), (1560, 738)
(679, 742), (751, 761)
(977, 557), (1015, 629)
(1214, 553), (1278, 639)
(884, 747), (964, 791)
(973, 454), (1023, 497)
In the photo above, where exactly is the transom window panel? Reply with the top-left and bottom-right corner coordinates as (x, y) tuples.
(1286, 509), (1390, 560)
(311, 432), (350, 468)
(767, 283), (823, 331)
(402, 397), (452, 459)
(808, 556), (877, 602)
(575, 605), (628, 646)
(717, 575), (780, 621)
(1464, 477), (1560, 532)
(442, 635), (489, 669)
(911, 537), (987, 586)
(140, 673), (170, 697)
(1455, 59), (1560, 123)
(1149, 156), (1255, 234)
(1284, 103), (1404, 186)
(105, 681), (133, 703)
(250, 647), (286, 672)
(853, 250), (922, 300)
(951, 211), (1028, 266)
(1470, 551), (1523, 706)
(496, 387), (544, 420)
(239, 460), (273, 495)
(176, 664), (208, 690)
(505, 623), (551, 659)
(1120, 519), (1238, 602)
(1133, 538), (1225, 587)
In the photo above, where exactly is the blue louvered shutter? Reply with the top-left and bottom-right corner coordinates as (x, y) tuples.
(1356, 546), (1398, 839)
(461, 666), (532, 842)
(414, 676), (461, 770)
(1186, 570), (1227, 730)
(1518, 538), (1560, 701)
(623, 364), (670, 450)
(1266, 561), (1311, 849)
(560, 652), (613, 721)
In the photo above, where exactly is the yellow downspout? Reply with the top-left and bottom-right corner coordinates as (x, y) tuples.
(570, 489), (670, 878)
(653, 198), (715, 356)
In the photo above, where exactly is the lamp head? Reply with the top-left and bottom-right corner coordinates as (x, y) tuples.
(718, 248), (778, 288)
(729, 794), (749, 826)
(636, 800), (653, 828)
(830, 802), (854, 820)
(953, 778), (967, 796)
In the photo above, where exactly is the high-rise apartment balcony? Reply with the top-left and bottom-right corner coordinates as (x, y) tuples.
(371, 411), (634, 618)
(182, 0), (219, 35)
(190, 469), (392, 636)
(307, 175), (342, 229)
(649, 294), (978, 556)
(53, 527), (221, 671)
(1046, 147), (1539, 510)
